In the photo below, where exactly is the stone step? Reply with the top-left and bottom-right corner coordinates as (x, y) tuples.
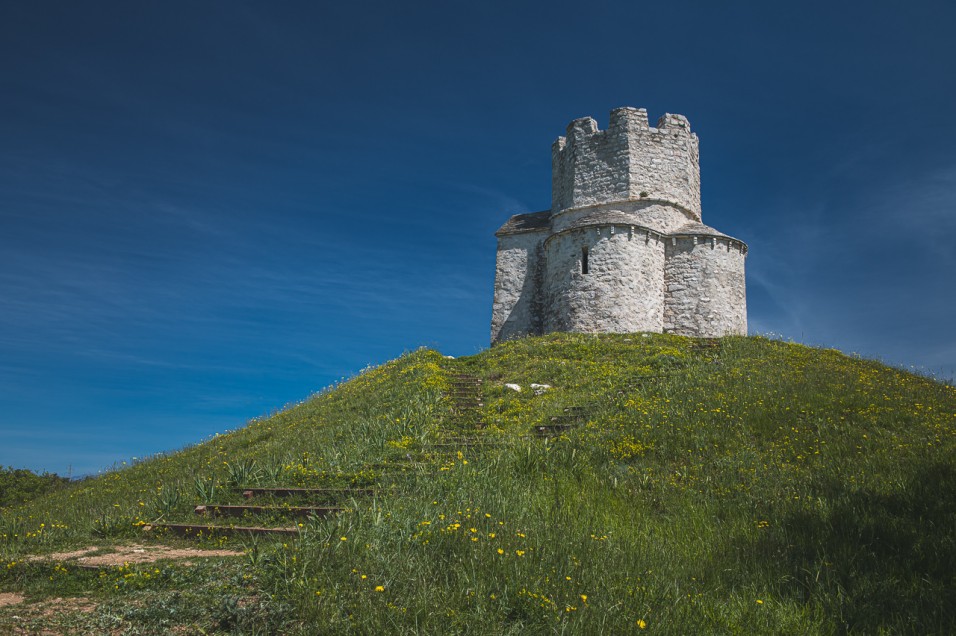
(436, 430), (497, 442)
(617, 375), (671, 392)
(194, 504), (343, 518)
(626, 374), (671, 382)
(547, 413), (581, 421)
(547, 408), (587, 423)
(533, 423), (578, 437)
(448, 373), (486, 431)
(364, 461), (424, 471)
(240, 487), (375, 499)
(145, 523), (299, 537)
(421, 441), (504, 449)
(439, 434), (495, 442)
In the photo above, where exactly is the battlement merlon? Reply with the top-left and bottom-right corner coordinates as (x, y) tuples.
(550, 107), (702, 220)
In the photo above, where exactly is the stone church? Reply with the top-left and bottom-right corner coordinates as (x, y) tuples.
(491, 107), (747, 344)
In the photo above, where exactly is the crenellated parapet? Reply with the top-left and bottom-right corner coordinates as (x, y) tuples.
(551, 107), (701, 218)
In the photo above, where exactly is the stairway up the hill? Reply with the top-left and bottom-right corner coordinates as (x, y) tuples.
(446, 373), (486, 432)
(145, 485), (376, 539)
(145, 370), (502, 541)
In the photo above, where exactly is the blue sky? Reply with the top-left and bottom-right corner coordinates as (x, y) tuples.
(1, 1), (954, 476)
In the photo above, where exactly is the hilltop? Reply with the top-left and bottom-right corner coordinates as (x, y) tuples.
(1, 333), (954, 634)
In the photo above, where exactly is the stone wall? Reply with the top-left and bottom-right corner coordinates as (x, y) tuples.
(551, 107), (701, 218)
(551, 117), (630, 213)
(551, 200), (692, 236)
(543, 226), (665, 334)
(491, 230), (545, 342)
(663, 237), (747, 336)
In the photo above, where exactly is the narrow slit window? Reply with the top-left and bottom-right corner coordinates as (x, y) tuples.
(581, 247), (589, 274)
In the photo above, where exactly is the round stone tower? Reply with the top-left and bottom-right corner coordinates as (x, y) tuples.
(491, 107), (747, 344)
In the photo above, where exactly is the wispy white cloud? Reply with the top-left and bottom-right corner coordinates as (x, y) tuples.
(746, 162), (956, 377)
(447, 181), (536, 216)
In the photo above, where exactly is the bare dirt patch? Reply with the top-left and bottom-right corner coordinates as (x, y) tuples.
(31, 544), (244, 567)
(35, 597), (96, 616)
(31, 548), (99, 561)
(0, 597), (98, 636)
(0, 593), (25, 608)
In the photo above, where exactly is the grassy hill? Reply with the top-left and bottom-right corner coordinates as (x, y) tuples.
(0, 467), (70, 510)
(1, 333), (954, 634)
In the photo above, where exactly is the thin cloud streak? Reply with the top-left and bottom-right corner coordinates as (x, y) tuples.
(744, 162), (956, 378)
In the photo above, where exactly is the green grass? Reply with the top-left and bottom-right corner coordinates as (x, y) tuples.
(1, 333), (954, 634)
(0, 467), (70, 509)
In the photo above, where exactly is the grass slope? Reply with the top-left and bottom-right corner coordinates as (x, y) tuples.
(1, 333), (954, 634)
(0, 468), (70, 509)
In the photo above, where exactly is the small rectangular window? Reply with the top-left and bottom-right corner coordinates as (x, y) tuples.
(581, 247), (589, 274)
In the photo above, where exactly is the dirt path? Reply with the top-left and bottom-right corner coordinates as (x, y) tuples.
(30, 543), (244, 567)
(0, 593), (25, 608)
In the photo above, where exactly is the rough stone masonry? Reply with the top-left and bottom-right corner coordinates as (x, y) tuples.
(491, 107), (747, 344)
